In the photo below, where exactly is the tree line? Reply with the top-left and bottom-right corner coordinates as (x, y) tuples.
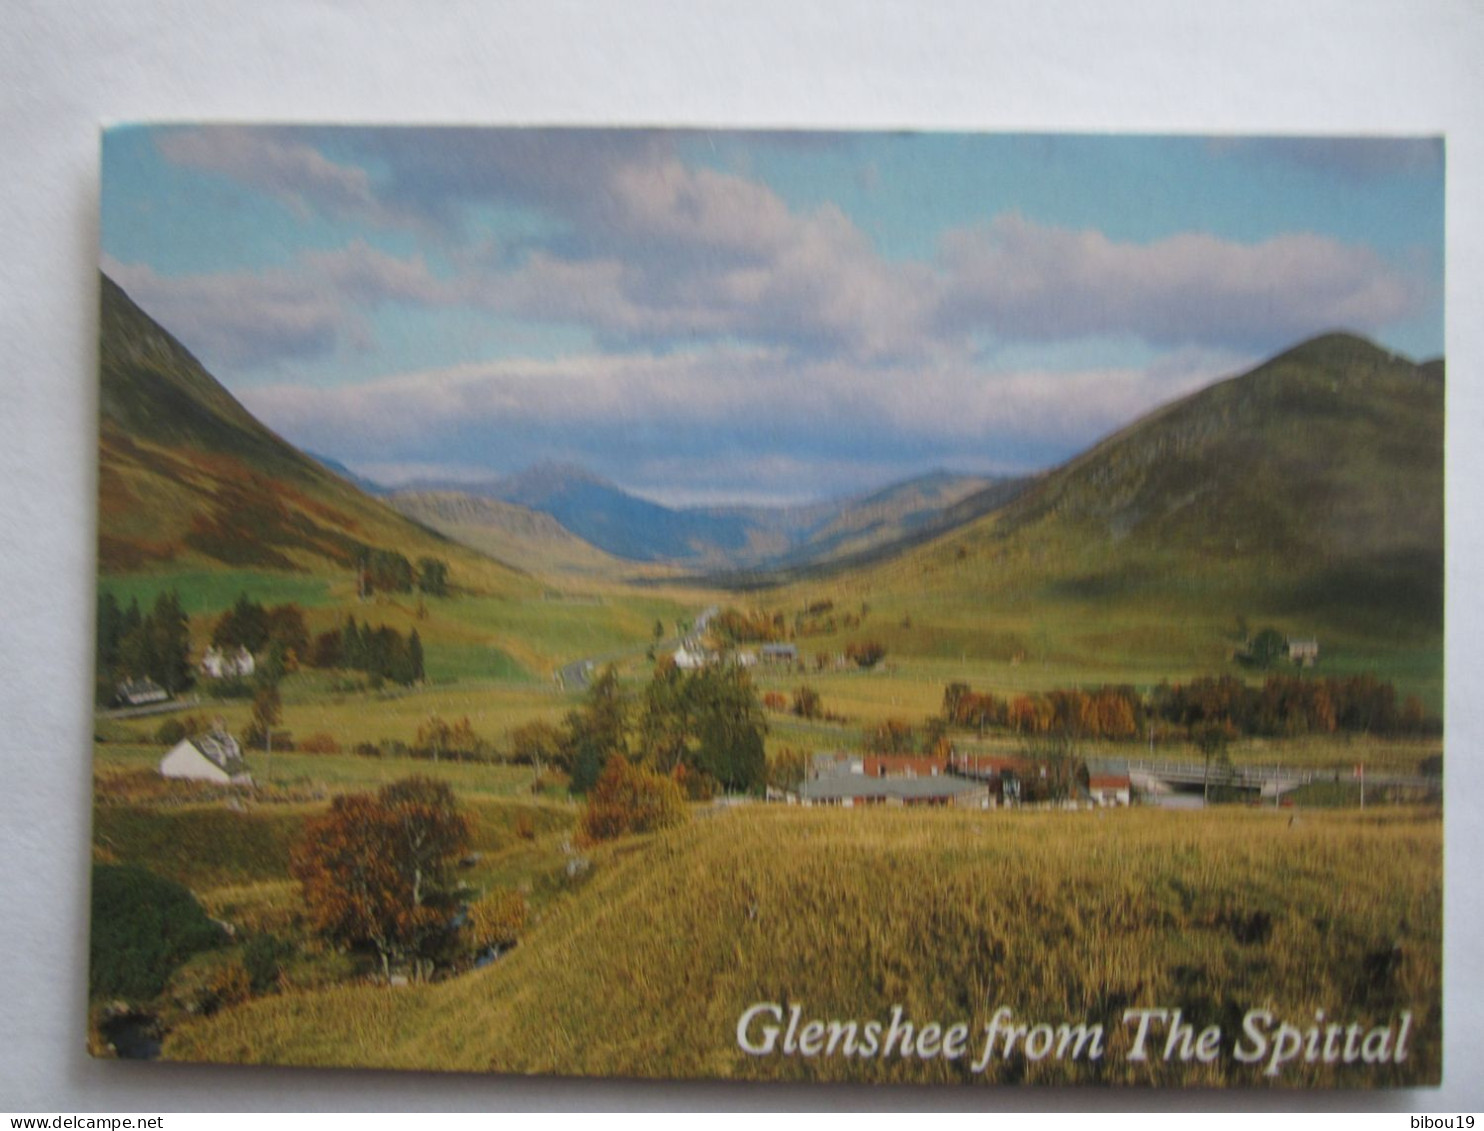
(213, 595), (426, 688)
(710, 599), (872, 646)
(96, 591), (192, 704)
(311, 617), (425, 687)
(507, 661), (769, 797)
(358, 550), (450, 598)
(941, 672), (1435, 742)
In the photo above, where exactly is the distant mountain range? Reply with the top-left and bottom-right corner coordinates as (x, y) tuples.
(372, 462), (1016, 574)
(100, 268), (1443, 660)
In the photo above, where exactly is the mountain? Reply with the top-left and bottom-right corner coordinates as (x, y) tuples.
(491, 463), (766, 564)
(758, 471), (1024, 571)
(387, 490), (656, 580)
(96, 272), (532, 596)
(307, 453), (391, 498)
(853, 332), (1443, 649)
(393, 463), (1007, 574)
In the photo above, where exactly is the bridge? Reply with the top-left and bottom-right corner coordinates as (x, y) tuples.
(1113, 757), (1436, 800)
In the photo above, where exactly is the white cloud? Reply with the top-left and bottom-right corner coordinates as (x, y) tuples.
(238, 339), (1244, 500)
(145, 129), (1429, 372)
(103, 257), (344, 368)
(157, 128), (391, 225)
(935, 214), (1423, 348)
(103, 245), (459, 369)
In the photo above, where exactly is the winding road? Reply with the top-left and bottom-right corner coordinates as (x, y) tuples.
(556, 605), (717, 691)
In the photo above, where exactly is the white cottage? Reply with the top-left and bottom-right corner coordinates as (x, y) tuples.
(201, 646), (255, 679)
(160, 731), (253, 786)
(673, 642), (715, 670)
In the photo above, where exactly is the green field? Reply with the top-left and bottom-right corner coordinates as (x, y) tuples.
(101, 570), (338, 617)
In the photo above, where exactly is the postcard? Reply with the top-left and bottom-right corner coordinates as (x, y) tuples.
(90, 126), (1443, 1086)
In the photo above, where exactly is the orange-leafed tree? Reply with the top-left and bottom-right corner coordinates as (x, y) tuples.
(466, 887), (528, 956)
(578, 755), (687, 844)
(290, 777), (470, 981)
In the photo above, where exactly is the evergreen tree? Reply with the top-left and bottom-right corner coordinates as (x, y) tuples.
(96, 592), (122, 675)
(95, 592), (124, 703)
(633, 664), (768, 793)
(342, 617), (365, 670)
(408, 630), (424, 683)
(213, 593), (270, 654)
(565, 666), (628, 794)
(149, 590), (193, 694)
(416, 558), (449, 597)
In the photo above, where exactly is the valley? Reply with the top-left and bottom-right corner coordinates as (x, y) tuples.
(88, 272), (1444, 1085)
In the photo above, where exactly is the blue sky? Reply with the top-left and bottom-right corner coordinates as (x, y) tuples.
(101, 126), (1443, 507)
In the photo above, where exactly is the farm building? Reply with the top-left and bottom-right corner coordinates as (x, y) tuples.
(201, 645), (255, 679)
(813, 751), (862, 776)
(1087, 773), (1132, 806)
(673, 642), (715, 670)
(113, 679), (169, 706)
(861, 753), (948, 778)
(159, 730), (253, 786)
(114, 677), (169, 707)
(799, 772), (991, 809)
(1286, 637), (1320, 666)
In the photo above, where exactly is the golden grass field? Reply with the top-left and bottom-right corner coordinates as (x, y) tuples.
(156, 803), (1440, 1087)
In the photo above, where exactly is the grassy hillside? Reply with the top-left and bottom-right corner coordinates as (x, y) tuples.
(759, 334), (1443, 704)
(97, 273), (533, 598)
(162, 804), (1440, 1087)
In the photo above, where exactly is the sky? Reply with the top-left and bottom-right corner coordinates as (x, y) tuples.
(100, 127), (1444, 508)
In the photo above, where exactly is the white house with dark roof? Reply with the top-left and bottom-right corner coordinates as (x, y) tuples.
(160, 730), (253, 786)
(201, 646), (255, 679)
(1286, 637), (1320, 667)
(115, 677), (169, 707)
(673, 642), (716, 670)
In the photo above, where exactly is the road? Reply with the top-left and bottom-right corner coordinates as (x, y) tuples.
(556, 605), (717, 691)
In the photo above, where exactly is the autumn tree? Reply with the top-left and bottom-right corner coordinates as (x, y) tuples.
(410, 714), (482, 763)
(863, 718), (916, 755)
(920, 716), (952, 758)
(245, 683), (281, 753)
(845, 640), (887, 669)
(508, 719), (565, 773)
(942, 682), (971, 721)
(791, 685), (822, 720)
(290, 777), (470, 981)
(767, 746), (810, 793)
(466, 887), (527, 956)
(578, 755), (687, 843)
